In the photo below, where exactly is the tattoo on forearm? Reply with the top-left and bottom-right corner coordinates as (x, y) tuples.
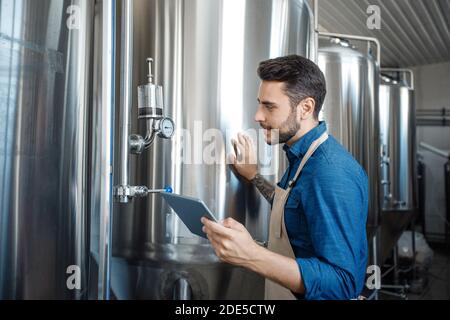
(251, 173), (275, 204)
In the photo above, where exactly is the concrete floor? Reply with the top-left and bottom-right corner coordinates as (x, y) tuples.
(378, 246), (450, 300)
(408, 247), (450, 300)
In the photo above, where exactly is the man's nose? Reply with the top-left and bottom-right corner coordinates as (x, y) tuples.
(254, 106), (265, 123)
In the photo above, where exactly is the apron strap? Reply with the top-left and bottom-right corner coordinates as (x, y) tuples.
(287, 132), (328, 191)
(272, 132), (328, 239)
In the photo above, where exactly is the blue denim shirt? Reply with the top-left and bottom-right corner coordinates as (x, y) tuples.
(278, 121), (368, 300)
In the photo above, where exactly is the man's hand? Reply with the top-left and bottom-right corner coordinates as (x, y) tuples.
(201, 216), (305, 294)
(229, 133), (258, 181)
(201, 217), (261, 267)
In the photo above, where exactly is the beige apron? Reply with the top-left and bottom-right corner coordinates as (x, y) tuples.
(265, 132), (328, 300)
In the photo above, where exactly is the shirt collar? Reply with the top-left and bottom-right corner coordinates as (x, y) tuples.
(283, 121), (327, 164)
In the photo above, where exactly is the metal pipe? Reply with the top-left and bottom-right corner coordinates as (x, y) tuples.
(98, 0), (117, 300)
(445, 161), (450, 242)
(319, 32), (381, 65)
(416, 119), (450, 127)
(313, 0), (380, 64)
(417, 108), (450, 114)
(417, 158), (426, 234)
(144, 119), (157, 148)
(117, 0), (134, 203)
(313, 0), (319, 63)
(381, 68), (414, 90)
(419, 142), (450, 159)
(372, 231), (380, 300)
(417, 116), (450, 121)
(417, 111), (450, 115)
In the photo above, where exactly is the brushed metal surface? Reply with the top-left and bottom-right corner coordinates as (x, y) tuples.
(0, 0), (94, 299)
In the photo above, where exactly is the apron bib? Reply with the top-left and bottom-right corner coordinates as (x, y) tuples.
(265, 132), (328, 300)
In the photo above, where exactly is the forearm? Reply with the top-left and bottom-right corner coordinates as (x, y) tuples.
(246, 245), (305, 294)
(251, 173), (275, 204)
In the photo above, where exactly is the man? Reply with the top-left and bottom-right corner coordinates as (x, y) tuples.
(201, 55), (368, 300)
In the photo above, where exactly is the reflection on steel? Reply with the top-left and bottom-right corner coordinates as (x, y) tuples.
(173, 278), (192, 300)
(318, 36), (381, 236)
(97, 0), (117, 301)
(0, 0), (95, 299)
(116, 0), (134, 204)
(112, 0), (315, 299)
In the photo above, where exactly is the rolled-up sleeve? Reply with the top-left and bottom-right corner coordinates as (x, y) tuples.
(295, 165), (368, 300)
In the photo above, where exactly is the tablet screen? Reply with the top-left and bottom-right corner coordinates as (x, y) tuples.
(161, 193), (218, 239)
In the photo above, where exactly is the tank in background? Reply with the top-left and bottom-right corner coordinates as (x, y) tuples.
(378, 72), (417, 264)
(318, 37), (380, 243)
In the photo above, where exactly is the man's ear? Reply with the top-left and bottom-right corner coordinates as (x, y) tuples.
(298, 97), (316, 120)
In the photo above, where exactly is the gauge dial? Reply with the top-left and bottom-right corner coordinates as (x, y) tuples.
(158, 117), (175, 139)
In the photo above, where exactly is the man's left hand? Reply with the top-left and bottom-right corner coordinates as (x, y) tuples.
(201, 217), (261, 267)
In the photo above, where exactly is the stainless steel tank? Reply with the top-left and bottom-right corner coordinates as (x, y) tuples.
(318, 37), (380, 240)
(0, 0), (95, 299)
(112, 0), (315, 299)
(378, 71), (417, 263)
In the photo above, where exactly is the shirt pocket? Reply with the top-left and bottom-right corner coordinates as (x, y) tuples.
(285, 193), (301, 209)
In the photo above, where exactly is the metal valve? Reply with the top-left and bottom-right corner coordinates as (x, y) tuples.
(115, 58), (175, 203)
(130, 57), (175, 154)
(114, 185), (173, 201)
(137, 58), (165, 120)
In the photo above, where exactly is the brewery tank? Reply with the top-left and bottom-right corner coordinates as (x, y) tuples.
(317, 37), (381, 241)
(379, 74), (417, 212)
(378, 71), (417, 263)
(0, 0), (95, 299)
(112, 0), (316, 299)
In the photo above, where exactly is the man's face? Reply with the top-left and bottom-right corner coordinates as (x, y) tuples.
(255, 81), (301, 145)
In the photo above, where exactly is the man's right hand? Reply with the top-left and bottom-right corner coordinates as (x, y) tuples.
(229, 133), (258, 181)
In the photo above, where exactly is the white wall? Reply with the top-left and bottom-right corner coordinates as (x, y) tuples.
(412, 61), (450, 149)
(410, 61), (450, 240)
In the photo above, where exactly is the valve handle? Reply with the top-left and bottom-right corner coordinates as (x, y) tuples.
(164, 186), (173, 193)
(147, 58), (154, 84)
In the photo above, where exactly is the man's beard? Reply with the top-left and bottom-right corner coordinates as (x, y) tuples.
(265, 108), (301, 145)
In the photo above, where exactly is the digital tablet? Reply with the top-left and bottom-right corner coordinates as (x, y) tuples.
(161, 192), (218, 239)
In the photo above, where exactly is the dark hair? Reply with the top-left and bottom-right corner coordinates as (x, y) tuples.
(257, 55), (326, 119)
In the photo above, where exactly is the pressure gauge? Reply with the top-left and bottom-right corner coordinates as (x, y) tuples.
(157, 117), (175, 139)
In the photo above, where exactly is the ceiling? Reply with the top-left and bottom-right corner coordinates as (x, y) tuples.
(317, 0), (450, 67)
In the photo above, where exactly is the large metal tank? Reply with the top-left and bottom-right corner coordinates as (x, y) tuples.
(317, 37), (380, 243)
(378, 72), (417, 263)
(112, 0), (315, 299)
(0, 0), (95, 299)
